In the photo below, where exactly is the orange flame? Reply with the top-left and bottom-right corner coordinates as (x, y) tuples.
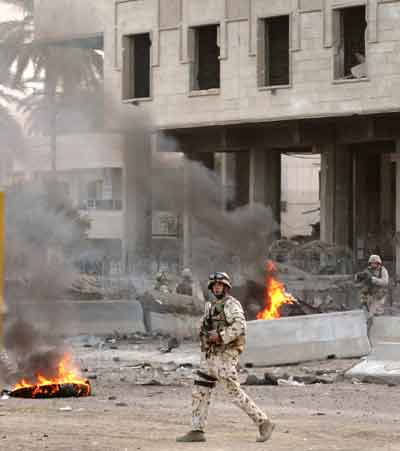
(13, 354), (90, 397)
(256, 260), (295, 320)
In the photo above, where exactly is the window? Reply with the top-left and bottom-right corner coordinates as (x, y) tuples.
(259, 15), (290, 87)
(191, 25), (220, 91)
(333, 6), (367, 80)
(87, 180), (103, 201)
(122, 33), (151, 100)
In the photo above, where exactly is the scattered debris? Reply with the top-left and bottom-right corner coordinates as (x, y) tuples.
(160, 337), (180, 353)
(277, 377), (305, 387)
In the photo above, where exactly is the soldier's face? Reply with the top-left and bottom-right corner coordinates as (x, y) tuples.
(212, 282), (225, 296)
(369, 262), (379, 270)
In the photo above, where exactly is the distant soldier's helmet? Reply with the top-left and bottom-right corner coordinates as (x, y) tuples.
(182, 268), (192, 278)
(207, 272), (232, 290)
(156, 271), (168, 282)
(368, 254), (382, 265)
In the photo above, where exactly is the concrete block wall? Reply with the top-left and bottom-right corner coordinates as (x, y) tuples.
(101, 0), (400, 130)
(33, 0), (400, 130)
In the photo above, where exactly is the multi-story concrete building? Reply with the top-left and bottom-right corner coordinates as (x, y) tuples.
(34, 0), (400, 276)
(22, 133), (124, 261)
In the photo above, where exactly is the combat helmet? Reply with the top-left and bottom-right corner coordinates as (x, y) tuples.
(207, 272), (232, 290)
(368, 254), (382, 265)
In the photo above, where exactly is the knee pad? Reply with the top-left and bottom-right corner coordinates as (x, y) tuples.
(194, 370), (217, 388)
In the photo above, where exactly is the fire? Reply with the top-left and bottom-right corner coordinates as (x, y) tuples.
(12, 354), (91, 398)
(256, 260), (295, 320)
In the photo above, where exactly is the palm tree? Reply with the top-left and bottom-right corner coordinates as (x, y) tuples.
(0, 0), (103, 90)
(0, 0), (104, 170)
(0, 86), (23, 161)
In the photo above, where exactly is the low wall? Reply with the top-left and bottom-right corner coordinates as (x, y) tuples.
(370, 316), (400, 344)
(242, 310), (371, 366)
(345, 316), (400, 384)
(150, 312), (201, 338)
(12, 300), (145, 336)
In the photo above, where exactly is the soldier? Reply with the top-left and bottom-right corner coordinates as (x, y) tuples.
(355, 254), (389, 329)
(176, 268), (194, 296)
(176, 272), (274, 443)
(154, 271), (171, 293)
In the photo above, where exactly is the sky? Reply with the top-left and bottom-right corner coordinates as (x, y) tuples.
(0, 2), (21, 21)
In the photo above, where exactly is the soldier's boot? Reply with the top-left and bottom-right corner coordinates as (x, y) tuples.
(256, 420), (275, 443)
(176, 430), (206, 443)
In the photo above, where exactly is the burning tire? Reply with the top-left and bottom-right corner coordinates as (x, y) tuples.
(10, 353), (91, 399)
(10, 381), (91, 399)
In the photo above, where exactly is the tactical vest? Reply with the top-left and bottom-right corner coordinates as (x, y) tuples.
(204, 298), (246, 354)
(362, 266), (388, 298)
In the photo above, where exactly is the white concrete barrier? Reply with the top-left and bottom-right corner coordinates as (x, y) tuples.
(346, 316), (400, 384)
(150, 312), (201, 338)
(242, 310), (370, 366)
(13, 300), (145, 336)
(345, 359), (400, 385)
(370, 316), (400, 344)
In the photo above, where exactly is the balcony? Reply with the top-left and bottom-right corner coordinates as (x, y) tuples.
(28, 133), (124, 172)
(83, 199), (122, 211)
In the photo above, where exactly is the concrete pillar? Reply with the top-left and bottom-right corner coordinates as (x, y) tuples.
(380, 151), (395, 260)
(221, 153), (235, 210)
(182, 152), (215, 268)
(320, 144), (335, 243)
(183, 154), (192, 268)
(249, 148), (281, 227)
(334, 146), (352, 249)
(249, 148), (266, 205)
(235, 151), (250, 208)
(396, 141), (400, 278)
(123, 132), (152, 271)
(319, 143), (352, 250)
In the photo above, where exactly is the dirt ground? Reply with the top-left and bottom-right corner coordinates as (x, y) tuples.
(1, 339), (400, 451)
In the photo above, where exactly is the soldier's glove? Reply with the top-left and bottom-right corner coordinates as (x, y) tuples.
(208, 330), (222, 344)
(355, 271), (367, 282)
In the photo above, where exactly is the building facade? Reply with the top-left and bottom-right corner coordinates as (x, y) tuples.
(34, 0), (400, 275)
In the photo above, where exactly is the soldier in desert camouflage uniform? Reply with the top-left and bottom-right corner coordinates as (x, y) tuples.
(355, 254), (389, 331)
(177, 272), (274, 443)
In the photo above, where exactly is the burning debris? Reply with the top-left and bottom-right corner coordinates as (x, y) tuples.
(2, 322), (90, 399)
(257, 261), (297, 320)
(10, 353), (91, 399)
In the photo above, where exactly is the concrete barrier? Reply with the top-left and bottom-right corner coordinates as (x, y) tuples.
(242, 310), (370, 366)
(370, 316), (400, 343)
(150, 312), (201, 338)
(345, 316), (400, 384)
(9, 299), (202, 337)
(345, 358), (400, 385)
(13, 300), (145, 336)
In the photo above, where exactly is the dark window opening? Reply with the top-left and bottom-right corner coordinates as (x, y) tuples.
(261, 15), (290, 87)
(193, 25), (220, 90)
(334, 6), (367, 79)
(123, 33), (151, 99)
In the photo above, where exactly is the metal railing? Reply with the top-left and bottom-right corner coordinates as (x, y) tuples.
(83, 199), (122, 210)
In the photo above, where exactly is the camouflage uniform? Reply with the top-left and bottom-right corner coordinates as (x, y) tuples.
(191, 295), (269, 432)
(356, 266), (389, 317)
